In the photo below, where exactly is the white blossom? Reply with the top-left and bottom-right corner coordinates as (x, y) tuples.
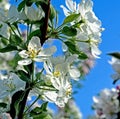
(0, 0), (10, 10)
(24, 6), (44, 21)
(0, 72), (25, 99)
(0, 113), (12, 119)
(42, 75), (72, 107)
(18, 36), (56, 65)
(109, 57), (120, 81)
(0, 5), (24, 38)
(61, 0), (104, 58)
(44, 55), (80, 81)
(93, 88), (120, 119)
(0, 6), (19, 23)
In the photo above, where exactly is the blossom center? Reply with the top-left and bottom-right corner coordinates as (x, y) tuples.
(4, 81), (16, 92)
(27, 48), (40, 59)
(66, 86), (72, 96)
(53, 71), (61, 77)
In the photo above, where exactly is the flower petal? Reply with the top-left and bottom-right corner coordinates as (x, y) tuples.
(19, 50), (29, 58)
(38, 46), (56, 56)
(66, 0), (76, 12)
(69, 67), (80, 80)
(8, 6), (18, 23)
(18, 59), (32, 65)
(28, 36), (41, 52)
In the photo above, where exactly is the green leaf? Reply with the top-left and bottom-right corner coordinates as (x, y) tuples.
(16, 70), (30, 82)
(28, 29), (41, 40)
(40, 102), (48, 111)
(17, 0), (26, 11)
(30, 102), (49, 119)
(30, 102), (48, 114)
(10, 34), (23, 46)
(0, 45), (17, 53)
(108, 52), (120, 59)
(30, 107), (42, 115)
(78, 51), (88, 59)
(0, 102), (7, 108)
(49, 5), (56, 21)
(62, 26), (77, 36)
(26, 0), (33, 6)
(36, 69), (44, 81)
(63, 13), (80, 24)
(113, 79), (119, 84)
(30, 111), (52, 119)
(65, 41), (88, 59)
(30, 0), (47, 3)
(0, 37), (9, 46)
(65, 41), (78, 53)
(32, 113), (52, 119)
(8, 53), (22, 69)
(9, 90), (24, 119)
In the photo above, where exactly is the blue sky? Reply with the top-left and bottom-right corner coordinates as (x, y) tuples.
(9, 0), (120, 118)
(52, 0), (120, 118)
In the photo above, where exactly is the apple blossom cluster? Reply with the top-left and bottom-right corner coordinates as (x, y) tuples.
(109, 54), (120, 84)
(61, 0), (104, 58)
(92, 88), (120, 119)
(0, 0), (103, 118)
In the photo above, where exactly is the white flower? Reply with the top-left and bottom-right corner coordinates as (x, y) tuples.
(93, 88), (120, 119)
(78, 0), (103, 34)
(0, 6), (19, 23)
(76, 32), (101, 58)
(41, 55), (81, 107)
(90, 38), (101, 58)
(0, 52), (16, 70)
(44, 55), (80, 80)
(0, 0), (10, 10)
(0, 6), (23, 38)
(61, 0), (103, 58)
(18, 36), (56, 65)
(24, 6), (44, 21)
(0, 72), (25, 99)
(61, 0), (103, 34)
(109, 57), (120, 74)
(0, 22), (8, 38)
(42, 75), (72, 107)
(109, 57), (120, 81)
(60, 0), (78, 16)
(0, 113), (12, 119)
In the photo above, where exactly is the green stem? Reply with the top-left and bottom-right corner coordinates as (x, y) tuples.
(27, 24), (29, 41)
(16, 25), (22, 37)
(32, 62), (35, 82)
(36, 86), (57, 91)
(8, 23), (17, 35)
(17, 63), (33, 119)
(17, 83), (31, 119)
(29, 24), (33, 34)
(56, 23), (65, 32)
(24, 95), (40, 114)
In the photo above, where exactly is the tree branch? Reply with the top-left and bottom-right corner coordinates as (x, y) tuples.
(17, 83), (31, 119)
(16, 1), (51, 118)
(40, 0), (51, 45)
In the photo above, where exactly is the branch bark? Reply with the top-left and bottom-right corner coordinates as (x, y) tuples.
(16, 0), (51, 119)
(40, 0), (51, 45)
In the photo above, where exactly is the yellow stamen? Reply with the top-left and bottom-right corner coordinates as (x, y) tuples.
(66, 86), (72, 96)
(53, 71), (61, 77)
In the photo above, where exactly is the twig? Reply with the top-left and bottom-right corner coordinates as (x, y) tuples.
(40, 0), (51, 45)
